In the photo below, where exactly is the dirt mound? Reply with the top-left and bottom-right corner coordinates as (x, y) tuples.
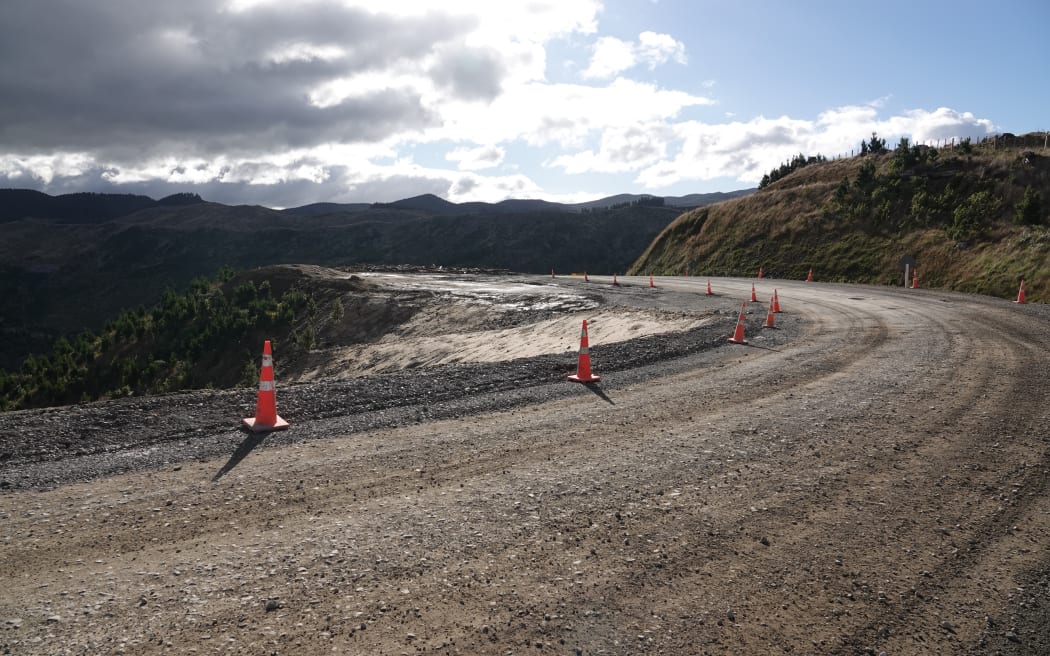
(251, 268), (711, 381)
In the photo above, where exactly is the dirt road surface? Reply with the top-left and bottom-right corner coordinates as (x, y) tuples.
(2, 275), (1050, 655)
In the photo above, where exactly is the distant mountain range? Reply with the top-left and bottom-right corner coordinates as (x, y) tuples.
(0, 189), (205, 223)
(0, 188), (752, 223)
(0, 187), (753, 369)
(283, 191), (752, 218)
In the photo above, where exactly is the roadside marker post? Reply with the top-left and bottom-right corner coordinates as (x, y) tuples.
(900, 255), (916, 287)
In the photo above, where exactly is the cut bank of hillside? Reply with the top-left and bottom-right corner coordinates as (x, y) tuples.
(631, 134), (1050, 302)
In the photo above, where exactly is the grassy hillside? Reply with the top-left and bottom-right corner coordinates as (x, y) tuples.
(631, 134), (1050, 301)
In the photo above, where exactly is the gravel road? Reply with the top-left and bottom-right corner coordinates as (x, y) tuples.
(2, 274), (1049, 655)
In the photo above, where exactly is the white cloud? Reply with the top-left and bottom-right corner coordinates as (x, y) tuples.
(629, 104), (997, 188)
(583, 31), (687, 79)
(264, 42), (347, 66)
(433, 77), (713, 148)
(446, 145), (506, 170)
(882, 107), (996, 145)
(634, 116), (813, 186)
(582, 36), (637, 79)
(549, 123), (672, 173)
(0, 1), (1005, 207)
(637, 31), (687, 67)
(0, 153), (97, 185)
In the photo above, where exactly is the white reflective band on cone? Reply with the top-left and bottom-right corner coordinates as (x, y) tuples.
(258, 381), (275, 392)
(262, 355), (273, 366)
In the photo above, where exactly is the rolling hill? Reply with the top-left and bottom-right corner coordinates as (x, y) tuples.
(630, 134), (1050, 301)
(0, 189), (748, 371)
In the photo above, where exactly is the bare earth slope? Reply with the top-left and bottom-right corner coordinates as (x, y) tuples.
(2, 275), (1050, 655)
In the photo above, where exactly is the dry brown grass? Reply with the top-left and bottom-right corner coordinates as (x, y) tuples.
(632, 137), (1050, 301)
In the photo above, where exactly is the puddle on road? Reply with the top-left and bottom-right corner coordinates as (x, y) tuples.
(361, 273), (597, 313)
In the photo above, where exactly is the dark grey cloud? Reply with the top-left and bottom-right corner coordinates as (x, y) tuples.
(449, 176), (480, 196)
(0, 1), (475, 159)
(430, 46), (506, 101)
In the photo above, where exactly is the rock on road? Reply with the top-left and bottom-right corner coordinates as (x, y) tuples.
(2, 275), (1050, 655)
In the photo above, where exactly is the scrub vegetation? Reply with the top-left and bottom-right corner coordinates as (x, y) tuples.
(632, 132), (1050, 300)
(0, 267), (324, 411)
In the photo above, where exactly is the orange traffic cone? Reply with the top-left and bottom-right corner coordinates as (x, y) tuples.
(649, 274), (655, 288)
(613, 273), (619, 286)
(758, 266), (764, 279)
(750, 283), (758, 303)
(242, 340), (289, 433)
(551, 269), (555, 279)
(567, 319), (601, 383)
(911, 270), (920, 289)
(706, 279), (713, 296)
(1015, 280), (1026, 304)
(805, 268), (813, 282)
(584, 271), (589, 282)
(728, 302), (748, 344)
(763, 297), (777, 329)
(772, 289), (782, 313)
(685, 265), (690, 277)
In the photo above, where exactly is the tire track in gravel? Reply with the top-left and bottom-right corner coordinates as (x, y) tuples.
(671, 283), (1050, 656)
(541, 279), (1050, 655)
(0, 278), (900, 654)
(208, 281), (961, 654)
(0, 287), (880, 573)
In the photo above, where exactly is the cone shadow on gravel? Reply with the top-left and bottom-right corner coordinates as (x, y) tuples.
(213, 432), (268, 482)
(582, 381), (615, 405)
(737, 341), (781, 353)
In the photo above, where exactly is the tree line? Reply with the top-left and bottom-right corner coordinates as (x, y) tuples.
(0, 268), (315, 411)
(830, 135), (1045, 239)
(758, 132), (1045, 239)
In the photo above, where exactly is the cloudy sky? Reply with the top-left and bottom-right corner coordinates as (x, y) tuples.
(1, 0), (1047, 208)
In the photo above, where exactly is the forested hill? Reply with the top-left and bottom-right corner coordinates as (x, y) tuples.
(0, 189), (749, 371)
(631, 132), (1049, 302)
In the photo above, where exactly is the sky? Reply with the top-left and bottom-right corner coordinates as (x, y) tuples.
(1, 0), (1047, 208)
